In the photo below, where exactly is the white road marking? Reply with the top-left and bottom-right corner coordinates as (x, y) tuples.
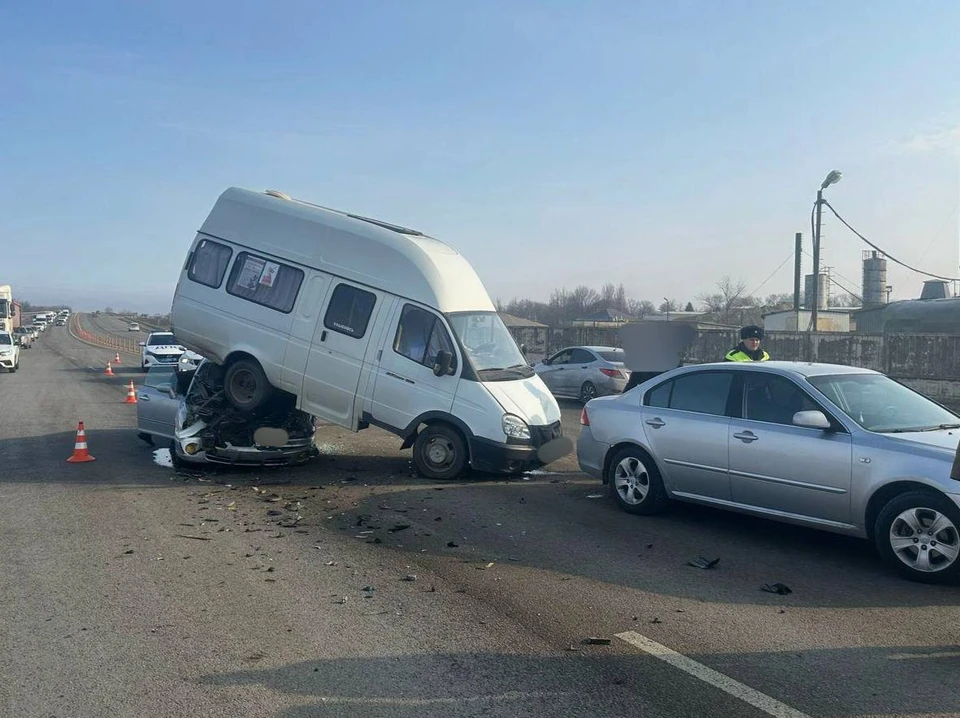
(887, 650), (960, 660)
(615, 631), (810, 718)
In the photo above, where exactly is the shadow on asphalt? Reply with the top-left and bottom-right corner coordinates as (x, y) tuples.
(200, 647), (960, 718)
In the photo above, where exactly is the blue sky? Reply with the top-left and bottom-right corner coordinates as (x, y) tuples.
(2, 1), (959, 312)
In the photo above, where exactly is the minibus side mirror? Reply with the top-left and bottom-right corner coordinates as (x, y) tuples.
(434, 350), (454, 377)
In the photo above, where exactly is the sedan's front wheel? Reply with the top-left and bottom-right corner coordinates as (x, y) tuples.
(875, 491), (960, 584)
(607, 447), (669, 515)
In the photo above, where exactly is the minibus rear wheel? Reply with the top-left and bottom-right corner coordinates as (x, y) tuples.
(224, 358), (271, 412)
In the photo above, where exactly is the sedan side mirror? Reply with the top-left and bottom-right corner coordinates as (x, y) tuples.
(433, 350), (454, 377)
(139, 341), (146, 347)
(793, 410), (831, 430)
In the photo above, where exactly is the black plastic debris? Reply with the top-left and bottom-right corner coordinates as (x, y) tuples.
(447, 541), (459, 548)
(762, 582), (793, 595)
(687, 556), (720, 569)
(582, 637), (612, 645)
(402, 574), (417, 582)
(388, 524), (411, 533)
(362, 585), (376, 592)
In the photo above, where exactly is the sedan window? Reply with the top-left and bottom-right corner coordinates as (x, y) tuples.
(548, 350), (572, 365)
(667, 372), (733, 416)
(569, 348), (595, 364)
(744, 373), (821, 425)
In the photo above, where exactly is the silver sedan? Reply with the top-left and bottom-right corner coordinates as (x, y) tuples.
(534, 346), (630, 402)
(577, 361), (960, 584)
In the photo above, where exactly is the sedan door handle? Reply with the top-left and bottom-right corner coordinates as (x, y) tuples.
(645, 418), (666, 429)
(733, 431), (758, 443)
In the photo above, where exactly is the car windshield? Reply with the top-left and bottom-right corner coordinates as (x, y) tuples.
(808, 373), (960, 433)
(148, 333), (177, 346)
(597, 349), (625, 362)
(447, 311), (530, 378)
(0, 334), (12, 345)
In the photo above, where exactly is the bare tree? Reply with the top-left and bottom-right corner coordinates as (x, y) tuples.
(831, 292), (862, 308)
(659, 298), (680, 313)
(628, 299), (656, 318)
(698, 277), (754, 325)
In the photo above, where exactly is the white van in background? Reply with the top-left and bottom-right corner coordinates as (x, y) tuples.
(171, 188), (569, 479)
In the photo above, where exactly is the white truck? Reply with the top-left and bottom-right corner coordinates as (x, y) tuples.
(0, 285), (13, 333)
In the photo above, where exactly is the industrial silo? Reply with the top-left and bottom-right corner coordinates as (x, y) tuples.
(804, 272), (831, 309)
(861, 251), (888, 307)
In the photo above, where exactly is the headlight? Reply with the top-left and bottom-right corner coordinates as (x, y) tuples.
(502, 414), (531, 440)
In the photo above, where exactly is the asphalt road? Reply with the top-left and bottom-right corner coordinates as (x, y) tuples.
(2, 318), (959, 718)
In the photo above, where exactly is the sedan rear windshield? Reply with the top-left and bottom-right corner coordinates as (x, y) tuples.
(597, 350), (625, 362)
(148, 334), (178, 346)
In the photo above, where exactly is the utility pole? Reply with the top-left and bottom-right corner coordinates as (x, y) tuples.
(811, 191), (823, 331)
(793, 232), (802, 311)
(809, 170), (842, 331)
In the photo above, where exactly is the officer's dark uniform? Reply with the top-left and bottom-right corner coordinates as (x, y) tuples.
(724, 325), (770, 362)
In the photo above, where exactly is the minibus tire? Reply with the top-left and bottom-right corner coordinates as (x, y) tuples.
(414, 424), (467, 480)
(224, 358), (271, 412)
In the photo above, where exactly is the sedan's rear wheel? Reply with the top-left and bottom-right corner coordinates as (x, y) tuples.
(580, 381), (597, 403)
(875, 491), (960, 584)
(607, 446), (669, 515)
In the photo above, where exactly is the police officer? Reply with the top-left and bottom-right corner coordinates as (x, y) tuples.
(725, 325), (770, 362)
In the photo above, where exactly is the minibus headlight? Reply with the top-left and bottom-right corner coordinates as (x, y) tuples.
(502, 414), (531, 440)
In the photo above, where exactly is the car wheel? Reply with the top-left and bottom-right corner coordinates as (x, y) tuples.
(224, 358), (271, 412)
(413, 424), (468, 480)
(875, 491), (960, 584)
(607, 446), (669, 515)
(580, 381), (597, 403)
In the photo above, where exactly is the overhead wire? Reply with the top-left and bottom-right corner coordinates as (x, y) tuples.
(822, 199), (960, 282)
(749, 252), (796, 298)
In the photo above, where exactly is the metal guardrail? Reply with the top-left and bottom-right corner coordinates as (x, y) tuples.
(72, 314), (139, 355)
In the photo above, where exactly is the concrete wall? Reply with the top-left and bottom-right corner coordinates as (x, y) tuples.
(508, 323), (960, 407)
(687, 330), (960, 407)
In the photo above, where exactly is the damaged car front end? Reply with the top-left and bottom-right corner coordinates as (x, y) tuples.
(138, 361), (318, 467)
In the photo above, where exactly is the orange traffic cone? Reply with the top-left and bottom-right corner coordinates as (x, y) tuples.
(105, 361), (114, 376)
(114, 352), (121, 364)
(66, 421), (96, 463)
(124, 380), (138, 404)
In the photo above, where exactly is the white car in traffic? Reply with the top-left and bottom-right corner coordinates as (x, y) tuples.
(0, 331), (21, 372)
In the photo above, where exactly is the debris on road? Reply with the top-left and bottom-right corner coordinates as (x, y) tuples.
(687, 556), (720, 569)
(582, 637), (612, 645)
(762, 582), (793, 595)
(447, 541), (459, 548)
(174, 534), (212, 541)
(586, 494), (604, 499)
(388, 523), (411, 533)
(402, 574), (417, 582)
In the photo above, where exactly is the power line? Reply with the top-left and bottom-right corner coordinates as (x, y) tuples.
(800, 249), (862, 290)
(822, 200), (960, 282)
(749, 252), (796, 298)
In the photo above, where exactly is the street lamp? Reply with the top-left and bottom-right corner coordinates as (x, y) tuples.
(810, 170), (842, 331)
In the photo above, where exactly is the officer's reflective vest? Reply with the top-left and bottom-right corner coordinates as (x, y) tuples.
(724, 348), (770, 362)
